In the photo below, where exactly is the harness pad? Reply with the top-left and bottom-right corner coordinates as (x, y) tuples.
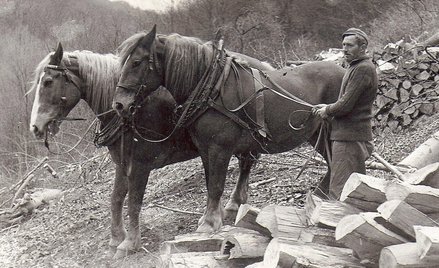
(250, 68), (269, 138)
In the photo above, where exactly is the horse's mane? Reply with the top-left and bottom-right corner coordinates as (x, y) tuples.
(75, 51), (120, 113)
(30, 50), (120, 114)
(118, 32), (214, 103)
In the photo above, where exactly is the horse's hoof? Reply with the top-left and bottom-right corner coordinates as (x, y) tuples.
(224, 200), (239, 212)
(195, 223), (215, 233)
(113, 248), (132, 259)
(108, 246), (118, 258)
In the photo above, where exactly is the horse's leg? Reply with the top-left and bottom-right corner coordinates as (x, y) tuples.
(113, 161), (151, 259)
(197, 145), (233, 233)
(109, 163), (128, 254)
(224, 152), (258, 217)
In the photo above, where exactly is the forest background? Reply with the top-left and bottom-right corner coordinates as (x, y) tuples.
(0, 0), (438, 186)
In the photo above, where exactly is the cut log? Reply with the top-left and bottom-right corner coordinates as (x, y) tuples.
(385, 182), (439, 214)
(161, 225), (236, 255)
(234, 204), (270, 236)
(411, 84), (424, 96)
(262, 237), (363, 268)
(414, 225), (439, 261)
(403, 162), (439, 188)
(335, 212), (409, 263)
(298, 226), (344, 247)
(220, 228), (270, 259)
(398, 130), (439, 169)
(340, 172), (389, 211)
(377, 200), (439, 240)
(305, 193), (362, 229)
(379, 243), (438, 268)
(255, 205), (307, 240)
(163, 251), (260, 268)
(419, 103), (435, 115)
(416, 70), (431, 80)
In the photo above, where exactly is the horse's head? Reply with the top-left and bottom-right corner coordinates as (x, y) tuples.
(30, 43), (83, 139)
(113, 25), (164, 119)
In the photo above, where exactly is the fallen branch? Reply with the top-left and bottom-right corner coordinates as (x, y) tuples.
(10, 157), (48, 191)
(372, 152), (405, 182)
(10, 174), (35, 208)
(148, 203), (203, 216)
(250, 178), (277, 188)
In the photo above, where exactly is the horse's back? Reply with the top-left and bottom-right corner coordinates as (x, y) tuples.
(267, 61), (345, 105)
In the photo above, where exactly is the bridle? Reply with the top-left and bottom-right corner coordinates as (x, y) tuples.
(115, 44), (163, 114)
(41, 63), (89, 154)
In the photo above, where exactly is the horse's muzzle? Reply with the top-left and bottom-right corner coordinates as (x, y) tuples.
(31, 125), (44, 139)
(112, 101), (137, 118)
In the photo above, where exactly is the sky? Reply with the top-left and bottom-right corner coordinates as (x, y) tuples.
(108, 0), (176, 12)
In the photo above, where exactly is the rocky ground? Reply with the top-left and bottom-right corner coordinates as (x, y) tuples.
(1, 113), (439, 268)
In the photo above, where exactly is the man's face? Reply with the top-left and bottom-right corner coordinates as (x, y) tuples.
(342, 35), (364, 63)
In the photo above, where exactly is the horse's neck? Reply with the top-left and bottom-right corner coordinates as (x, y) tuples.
(81, 85), (115, 118)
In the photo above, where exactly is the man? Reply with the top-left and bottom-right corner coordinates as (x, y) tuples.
(313, 28), (378, 200)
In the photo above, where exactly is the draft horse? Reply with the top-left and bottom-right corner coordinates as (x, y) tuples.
(29, 44), (264, 257)
(113, 26), (346, 233)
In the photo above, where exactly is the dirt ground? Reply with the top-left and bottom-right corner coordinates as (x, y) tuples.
(1, 113), (439, 268)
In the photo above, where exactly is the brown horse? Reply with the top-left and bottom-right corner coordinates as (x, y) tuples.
(28, 44), (263, 258)
(113, 26), (346, 233)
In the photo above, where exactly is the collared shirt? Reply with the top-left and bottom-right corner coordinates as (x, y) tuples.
(326, 56), (378, 141)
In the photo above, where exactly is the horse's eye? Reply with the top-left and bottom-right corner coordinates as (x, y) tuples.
(43, 80), (53, 87)
(132, 60), (142, 67)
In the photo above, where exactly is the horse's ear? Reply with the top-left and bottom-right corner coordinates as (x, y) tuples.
(140, 24), (157, 49)
(49, 42), (63, 65)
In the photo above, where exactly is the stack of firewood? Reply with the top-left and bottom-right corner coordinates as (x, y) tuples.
(159, 130), (439, 267)
(372, 44), (439, 133)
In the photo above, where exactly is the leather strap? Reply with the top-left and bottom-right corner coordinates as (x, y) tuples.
(251, 68), (268, 138)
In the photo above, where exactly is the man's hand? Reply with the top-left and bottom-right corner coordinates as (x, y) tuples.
(312, 104), (329, 119)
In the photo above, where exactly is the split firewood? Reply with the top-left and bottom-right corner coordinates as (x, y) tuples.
(403, 162), (439, 188)
(414, 225), (439, 262)
(305, 193), (362, 229)
(385, 182), (439, 214)
(234, 204), (270, 236)
(261, 237), (363, 268)
(379, 242), (438, 268)
(220, 228), (270, 259)
(335, 212), (409, 263)
(298, 226), (343, 247)
(161, 225), (237, 255)
(340, 172), (389, 211)
(255, 205), (307, 240)
(377, 200), (439, 240)
(398, 130), (439, 169)
(162, 251), (260, 268)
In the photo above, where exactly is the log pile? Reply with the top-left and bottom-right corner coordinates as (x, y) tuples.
(159, 203), (364, 268)
(159, 132), (439, 267)
(372, 45), (439, 133)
